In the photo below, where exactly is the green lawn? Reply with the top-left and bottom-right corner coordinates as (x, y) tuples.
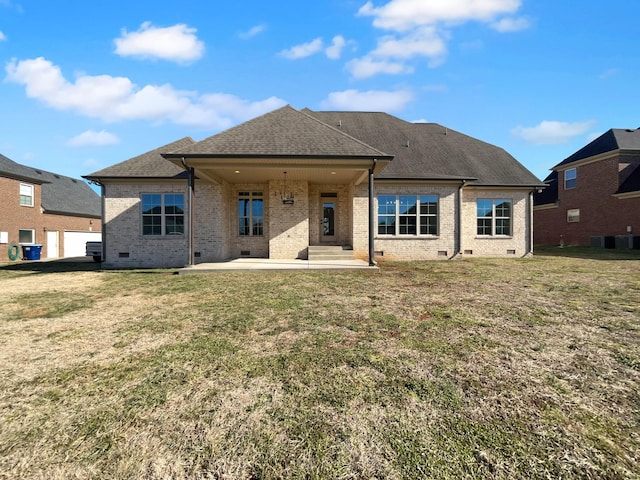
(0, 248), (638, 479)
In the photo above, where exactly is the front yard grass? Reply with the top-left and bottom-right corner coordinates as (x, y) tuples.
(0, 248), (638, 479)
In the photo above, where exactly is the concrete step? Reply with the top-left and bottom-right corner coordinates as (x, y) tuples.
(308, 245), (354, 261)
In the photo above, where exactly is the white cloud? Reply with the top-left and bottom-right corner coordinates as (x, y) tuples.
(325, 35), (347, 59)
(238, 24), (266, 39)
(114, 22), (205, 63)
(598, 68), (619, 80)
(5, 57), (286, 129)
(320, 89), (414, 111)
(0, 31), (6, 41)
(491, 16), (530, 32)
(511, 120), (596, 145)
(358, 0), (522, 31)
(372, 26), (447, 65)
(346, 56), (413, 79)
(279, 38), (323, 59)
(67, 130), (120, 147)
(353, 0), (527, 78)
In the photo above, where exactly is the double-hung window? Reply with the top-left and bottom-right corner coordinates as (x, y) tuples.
(20, 183), (34, 206)
(377, 195), (438, 236)
(141, 193), (185, 236)
(564, 168), (576, 189)
(238, 191), (264, 236)
(477, 199), (512, 236)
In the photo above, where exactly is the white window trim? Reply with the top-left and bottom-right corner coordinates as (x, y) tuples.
(140, 193), (185, 237)
(18, 228), (35, 244)
(19, 183), (34, 207)
(377, 194), (439, 237)
(476, 199), (513, 237)
(567, 208), (580, 223)
(564, 168), (577, 190)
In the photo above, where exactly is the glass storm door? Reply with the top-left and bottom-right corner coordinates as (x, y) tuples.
(321, 201), (336, 242)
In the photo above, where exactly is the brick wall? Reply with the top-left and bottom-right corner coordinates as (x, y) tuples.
(102, 182), (188, 268)
(461, 189), (531, 257)
(269, 179), (309, 258)
(534, 156), (640, 246)
(0, 176), (100, 262)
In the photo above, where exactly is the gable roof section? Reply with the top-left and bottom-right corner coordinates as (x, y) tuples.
(85, 137), (195, 179)
(533, 171), (558, 206)
(305, 110), (543, 186)
(164, 106), (390, 159)
(1, 153), (100, 217)
(555, 128), (640, 168)
(618, 165), (640, 194)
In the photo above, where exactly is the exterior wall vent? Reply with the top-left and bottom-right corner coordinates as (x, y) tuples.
(374, 250), (384, 256)
(464, 249), (473, 255)
(438, 250), (448, 257)
(119, 252), (130, 258)
(194, 251), (201, 258)
(241, 250), (250, 256)
(507, 249), (516, 255)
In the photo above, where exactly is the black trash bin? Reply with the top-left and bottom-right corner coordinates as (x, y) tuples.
(21, 244), (43, 260)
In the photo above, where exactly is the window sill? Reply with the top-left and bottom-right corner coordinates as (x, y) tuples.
(475, 236), (513, 239)
(375, 235), (440, 239)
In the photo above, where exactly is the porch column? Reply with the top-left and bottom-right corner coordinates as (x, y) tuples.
(368, 159), (377, 266)
(182, 157), (195, 267)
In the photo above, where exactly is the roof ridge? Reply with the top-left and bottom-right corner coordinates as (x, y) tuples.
(300, 108), (391, 157)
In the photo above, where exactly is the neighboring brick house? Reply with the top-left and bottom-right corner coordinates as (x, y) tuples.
(84, 106), (544, 268)
(0, 153), (101, 261)
(534, 128), (640, 247)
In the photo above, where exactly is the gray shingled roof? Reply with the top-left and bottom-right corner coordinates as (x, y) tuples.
(85, 137), (195, 179)
(555, 128), (640, 168)
(1, 153), (100, 217)
(0, 153), (48, 184)
(164, 106), (390, 159)
(305, 110), (543, 186)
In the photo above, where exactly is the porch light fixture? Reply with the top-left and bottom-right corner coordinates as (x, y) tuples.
(280, 171), (295, 205)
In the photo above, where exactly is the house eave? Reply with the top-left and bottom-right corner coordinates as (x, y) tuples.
(613, 190), (640, 200)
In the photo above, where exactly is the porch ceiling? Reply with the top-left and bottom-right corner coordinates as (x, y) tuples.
(180, 157), (389, 185)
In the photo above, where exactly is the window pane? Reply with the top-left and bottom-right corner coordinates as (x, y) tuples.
(252, 218), (263, 236)
(420, 216), (437, 235)
(142, 194), (162, 215)
(238, 199), (250, 217)
(495, 219), (511, 235)
(495, 201), (511, 217)
(399, 196), (417, 215)
(239, 218), (250, 236)
(165, 194), (184, 214)
(378, 196), (396, 215)
(19, 229), (33, 243)
(252, 198), (263, 216)
(399, 215), (417, 235)
(477, 218), (492, 235)
(477, 200), (493, 218)
(378, 215), (395, 235)
(165, 216), (184, 235)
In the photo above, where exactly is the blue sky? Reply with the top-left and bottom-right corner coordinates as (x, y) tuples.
(1, 0), (638, 184)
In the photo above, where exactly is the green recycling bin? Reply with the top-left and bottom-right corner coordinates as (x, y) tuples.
(21, 244), (43, 260)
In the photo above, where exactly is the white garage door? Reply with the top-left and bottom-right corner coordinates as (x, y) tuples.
(63, 231), (101, 257)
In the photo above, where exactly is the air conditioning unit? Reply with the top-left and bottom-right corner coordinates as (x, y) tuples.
(590, 236), (604, 248)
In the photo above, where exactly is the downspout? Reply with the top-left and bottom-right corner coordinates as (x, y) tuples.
(89, 179), (106, 263)
(456, 180), (468, 257)
(181, 157), (195, 267)
(368, 159), (377, 266)
(528, 190), (534, 256)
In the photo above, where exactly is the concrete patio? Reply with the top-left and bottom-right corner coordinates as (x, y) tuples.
(177, 258), (378, 273)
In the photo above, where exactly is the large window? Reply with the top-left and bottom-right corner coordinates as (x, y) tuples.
(238, 191), (264, 236)
(377, 195), (438, 236)
(564, 168), (576, 189)
(141, 193), (184, 236)
(19, 183), (34, 206)
(567, 208), (580, 223)
(477, 199), (512, 236)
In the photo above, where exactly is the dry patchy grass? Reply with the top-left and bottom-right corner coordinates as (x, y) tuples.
(0, 248), (639, 479)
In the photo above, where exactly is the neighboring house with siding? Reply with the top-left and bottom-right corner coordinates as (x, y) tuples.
(0, 153), (101, 261)
(534, 128), (640, 247)
(84, 105), (544, 268)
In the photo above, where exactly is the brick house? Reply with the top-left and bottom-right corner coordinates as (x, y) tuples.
(0, 153), (101, 262)
(534, 128), (640, 247)
(84, 106), (544, 268)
